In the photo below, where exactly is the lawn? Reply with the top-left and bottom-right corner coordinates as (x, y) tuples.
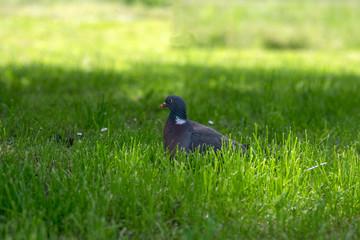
(1, 1), (360, 239)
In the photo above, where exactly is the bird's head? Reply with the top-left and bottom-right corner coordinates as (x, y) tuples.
(160, 95), (187, 121)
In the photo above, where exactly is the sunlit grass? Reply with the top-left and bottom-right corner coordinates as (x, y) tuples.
(173, 0), (360, 50)
(1, 1), (360, 239)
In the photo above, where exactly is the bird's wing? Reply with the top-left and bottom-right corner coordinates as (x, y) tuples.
(189, 120), (247, 153)
(189, 120), (227, 151)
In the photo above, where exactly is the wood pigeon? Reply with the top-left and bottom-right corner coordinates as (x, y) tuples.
(160, 95), (247, 157)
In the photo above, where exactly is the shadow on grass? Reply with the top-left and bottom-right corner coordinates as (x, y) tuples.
(0, 62), (359, 145)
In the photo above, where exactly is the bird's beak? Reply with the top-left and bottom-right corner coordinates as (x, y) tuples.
(160, 102), (166, 108)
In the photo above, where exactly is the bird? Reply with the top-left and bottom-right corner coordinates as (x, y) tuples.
(160, 95), (248, 157)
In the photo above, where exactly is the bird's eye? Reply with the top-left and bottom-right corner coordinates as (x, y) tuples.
(169, 99), (173, 103)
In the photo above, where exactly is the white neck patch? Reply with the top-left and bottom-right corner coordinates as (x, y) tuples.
(175, 116), (186, 125)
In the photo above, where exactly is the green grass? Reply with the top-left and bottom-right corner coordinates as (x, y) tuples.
(1, 1), (360, 239)
(173, 0), (360, 49)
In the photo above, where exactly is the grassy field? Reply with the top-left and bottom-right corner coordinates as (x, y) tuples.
(173, 0), (360, 50)
(1, 1), (360, 239)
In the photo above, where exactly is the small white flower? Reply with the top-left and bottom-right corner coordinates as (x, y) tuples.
(133, 118), (137, 122)
(208, 120), (214, 125)
(77, 132), (83, 136)
(101, 128), (108, 132)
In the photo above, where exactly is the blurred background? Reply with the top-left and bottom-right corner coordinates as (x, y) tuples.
(2, 0), (360, 52)
(172, 0), (360, 50)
